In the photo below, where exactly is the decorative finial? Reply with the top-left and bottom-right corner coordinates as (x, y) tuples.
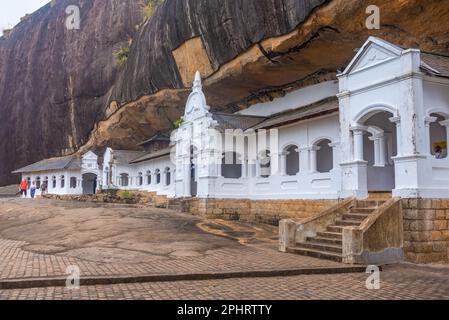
(192, 71), (202, 91)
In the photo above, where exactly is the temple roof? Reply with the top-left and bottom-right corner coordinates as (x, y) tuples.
(421, 52), (449, 78)
(252, 97), (339, 130)
(211, 112), (267, 131)
(137, 133), (171, 146)
(112, 150), (146, 165)
(12, 155), (81, 174)
(129, 147), (172, 164)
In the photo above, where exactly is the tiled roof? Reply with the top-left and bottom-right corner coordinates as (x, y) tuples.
(211, 113), (267, 131)
(112, 150), (146, 165)
(421, 52), (449, 78)
(12, 155), (81, 174)
(252, 97), (339, 130)
(137, 133), (171, 146)
(129, 147), (172, 164)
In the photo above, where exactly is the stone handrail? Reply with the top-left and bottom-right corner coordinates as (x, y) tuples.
(342, 198), (403, 264)
(279, 197), (354, 252)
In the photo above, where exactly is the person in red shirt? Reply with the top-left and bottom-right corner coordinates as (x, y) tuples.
(20, 179), (28, 198)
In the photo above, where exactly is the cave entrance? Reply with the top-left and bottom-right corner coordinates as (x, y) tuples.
(82, 173), (98, 195)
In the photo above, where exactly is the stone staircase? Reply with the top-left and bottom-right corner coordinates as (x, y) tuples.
(286, 199), (387, 262)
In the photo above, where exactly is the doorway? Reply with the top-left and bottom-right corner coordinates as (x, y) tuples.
(82, 173), (98, 195)
(361, 111), (397, 192)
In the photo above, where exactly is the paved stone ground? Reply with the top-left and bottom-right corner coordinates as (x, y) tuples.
(1, 198), (448, 300)
(1, 264), (449, 300)
(0, 198), (346, 281)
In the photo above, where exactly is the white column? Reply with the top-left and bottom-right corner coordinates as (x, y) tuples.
(352, 127), (366, 161)
(271, 152), (280, 176)
(328, 142), (340, 170)
(298, 147), (309, 173)
(309, 147), (319, 173)
(183, 155), (191, 197)
(378, 134), (387, 167)
(255, 160), (261, 177)
(242, 157), (248, 178)
(425, 116), (437, 156)
(370, 136), (380, 166)
(217, 155), (222, 177)
(353, 130), (365, 162)
(389, 117), (402, 156)
(439, 119), (449, 156)
(280, 152), (287, 176)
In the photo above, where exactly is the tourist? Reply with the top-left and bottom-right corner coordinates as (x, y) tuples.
(30, 182), (37, 199)
(41, 181), (48, 196)
(19, 179), (28, 198)
(434, 146), (445, 159)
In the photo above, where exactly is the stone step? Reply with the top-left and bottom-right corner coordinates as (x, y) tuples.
(287, 246), (343, 262)
(349, 207), (376, 214)
(327, 225), (344, 233)
(342, 213), (370, 221)
(316, 231), (342, 239)
(307, 236), (343, 245)
(298, 241), (343, 254)
(335, 219), (361, 227)
(355, 200), (385, 208)
(368, 192), (392, 201)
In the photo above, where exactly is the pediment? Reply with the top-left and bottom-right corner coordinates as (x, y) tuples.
(342, 37), (404, 75)
(82, 151), (97, 160)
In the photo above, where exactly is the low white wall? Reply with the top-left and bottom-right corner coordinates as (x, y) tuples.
(212, 169), (341, 200)
(108, 156), (176, 198)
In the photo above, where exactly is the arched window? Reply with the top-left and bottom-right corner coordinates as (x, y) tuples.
(316, 139), (333, 173)
(155, 169), (161, 184)
(27, 177), (31, 189)
(60, 175), (65, 188)
(165, 168), (171, 186)
(146, 171), (152, 185)
(429, 113), (448, 159)
(285, 145), (299, 176)
(44, 177), (49, 189)
(137, 172), (143, 186)
(70, 177), (77, 189)
(52, 176), (56, 189)
(120, 173), (129, 187)
(221, 152), (242, 179)
(259, 150), (271, 178)
(36, 177), (41, 189)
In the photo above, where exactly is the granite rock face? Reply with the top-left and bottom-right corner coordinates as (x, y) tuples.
(0, 0), (144, 185)
(1, 0), (449, 185)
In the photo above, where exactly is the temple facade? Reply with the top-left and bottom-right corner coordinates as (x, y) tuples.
(13, 37), (449, 201)
(13, 36), (449, 264)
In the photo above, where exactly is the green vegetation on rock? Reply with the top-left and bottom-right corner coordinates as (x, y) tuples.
(174, 118), (184, 129)
(114, 46), (130, 66)
(141, 0), (165, 23)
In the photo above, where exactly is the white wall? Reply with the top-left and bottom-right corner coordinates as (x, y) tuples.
(209, 114), (342, 200)
(338, 37), (449, 198)
(21, 170), (83, 197)
(104, 153), (176, 198)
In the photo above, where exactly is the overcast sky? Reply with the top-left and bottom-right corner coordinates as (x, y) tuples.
(0, 0), (50, 35)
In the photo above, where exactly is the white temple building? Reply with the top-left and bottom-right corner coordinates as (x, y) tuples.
(13, 37), (449, 201)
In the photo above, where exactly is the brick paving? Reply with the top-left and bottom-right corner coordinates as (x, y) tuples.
(0, 198), (355, 282)
(0, 237), (349, 281)
(1, 198), (448, 300)
(1, 264), (448, 300)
